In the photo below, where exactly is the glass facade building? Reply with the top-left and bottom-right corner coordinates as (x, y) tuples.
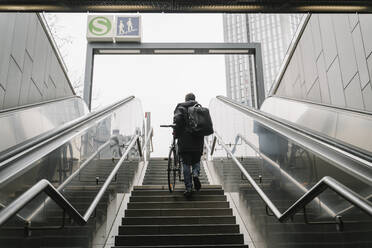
(223, 14), (303, 106)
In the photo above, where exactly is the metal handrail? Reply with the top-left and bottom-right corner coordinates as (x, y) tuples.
(0, 134), (141, 227)
(0, 96), (135, 167)
(0, 203), (27, 224)
(26, 136), (119, 221)
(211, 132), (372, 222)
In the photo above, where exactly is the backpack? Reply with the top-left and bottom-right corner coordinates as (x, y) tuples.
(186, 104), (214, 136)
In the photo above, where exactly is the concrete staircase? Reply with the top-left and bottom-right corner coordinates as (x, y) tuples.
(113, 158), (248, 247)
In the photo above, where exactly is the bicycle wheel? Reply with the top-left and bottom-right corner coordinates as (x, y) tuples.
(167, 147), (177, 192)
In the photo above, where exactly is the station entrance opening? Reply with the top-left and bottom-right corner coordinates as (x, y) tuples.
(83, 42), (265, 110)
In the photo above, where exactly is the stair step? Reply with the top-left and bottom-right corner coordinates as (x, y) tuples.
(114, 245), (248, 248)
(131, 189), (224, 196)
(118, 224), (240, 235)
(129, 195), (226, 202)
(127, 201), (229, 209)
(115, 233), (245, 246)
(122, 216), (236, 225)
(134, 185), (222, 190)
(125, 208), (233, 217)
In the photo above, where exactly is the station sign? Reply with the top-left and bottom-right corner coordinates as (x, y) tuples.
(87, 15), (141, 43)
(87, 15), (114, 42)
(115, 16), (141, 42)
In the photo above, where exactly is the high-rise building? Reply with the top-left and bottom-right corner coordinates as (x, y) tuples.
(223, 14), (303, 107)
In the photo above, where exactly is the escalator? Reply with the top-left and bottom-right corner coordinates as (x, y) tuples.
(0, 95), (145, 247)
(205, 96), (372, 247)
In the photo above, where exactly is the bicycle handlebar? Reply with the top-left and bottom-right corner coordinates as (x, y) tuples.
(160, 124), (176, 128)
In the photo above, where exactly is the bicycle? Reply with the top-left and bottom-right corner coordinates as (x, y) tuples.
(160, 124), (183, 192)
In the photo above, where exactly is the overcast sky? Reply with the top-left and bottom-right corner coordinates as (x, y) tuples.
(48, 13), (226, 156)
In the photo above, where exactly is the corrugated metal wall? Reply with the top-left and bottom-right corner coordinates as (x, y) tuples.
(0, 13), (74, 111)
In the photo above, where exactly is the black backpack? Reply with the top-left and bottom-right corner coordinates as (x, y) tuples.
(186, 104), (214, 136)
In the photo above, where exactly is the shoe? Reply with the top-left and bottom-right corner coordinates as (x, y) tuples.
(193, 176), (201, 191)
(183, 189), (192, 198)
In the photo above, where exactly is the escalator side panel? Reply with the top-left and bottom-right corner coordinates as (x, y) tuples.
(0, 96), (88, 155)
(261, 96), (372, 156)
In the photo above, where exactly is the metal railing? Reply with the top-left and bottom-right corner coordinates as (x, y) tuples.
(0, 134), (142, 227)
(210, 132), (372, 224)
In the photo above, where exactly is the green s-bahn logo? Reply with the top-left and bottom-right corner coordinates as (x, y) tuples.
(89, 16), (112, 36)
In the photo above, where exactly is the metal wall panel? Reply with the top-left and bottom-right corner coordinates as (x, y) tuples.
(18, 52), (33, 105)
(300, 27), (318, 93)
(307, 79), (321, 102)
(11, 13), (28, 70)
(348, 13), (359, 31)
(28, 78), (42, 103)
(25, 14), (37, 58)
(344, 73), (364, 110)
(327, 58), (346, 107)
(359, 14), (372, 57)
(333, 14), (358, 87)
(0, 86), (4, 109)
(286, 50), (299, 85)
(310, 15), (322, 60)
(318, 15), (337, 69)
(316, 52), (331, 104)
(297, 44), (306, 85)
(3, 57), (23, 108)
(352, 24), (370, 88)
(31, 24), (48, 93)
(0, 13), (74, 111)
(0, 14), (15, 90)
(274, 14), (372, 113)
(362, 83), (372, 111)
(367, 55), (372, 88)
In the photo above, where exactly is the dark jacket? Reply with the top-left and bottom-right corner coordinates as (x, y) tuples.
(173, 100), (204, 154)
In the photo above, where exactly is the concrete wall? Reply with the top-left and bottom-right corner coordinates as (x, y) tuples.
(275, 14), (372, 113)
(0, 13), (74, 111)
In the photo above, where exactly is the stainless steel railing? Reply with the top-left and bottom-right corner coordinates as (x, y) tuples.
(0, 134), (142, 227)
(210, 132), (372, 222)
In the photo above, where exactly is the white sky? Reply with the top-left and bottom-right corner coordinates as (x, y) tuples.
(49, 13), (226, 156)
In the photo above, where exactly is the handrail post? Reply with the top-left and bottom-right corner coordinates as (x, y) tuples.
(137, 137), (143, 158)
(141, 127), (154, 162)
(210, 135), (217, 156)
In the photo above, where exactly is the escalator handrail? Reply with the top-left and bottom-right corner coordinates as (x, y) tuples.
(0, 96), (135, 168)
(216, 95), (372, 163)
(0, 134), (141, 227)
(211, 132), (372, 222)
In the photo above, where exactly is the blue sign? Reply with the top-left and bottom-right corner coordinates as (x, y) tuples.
(116, 16), (140, 36)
